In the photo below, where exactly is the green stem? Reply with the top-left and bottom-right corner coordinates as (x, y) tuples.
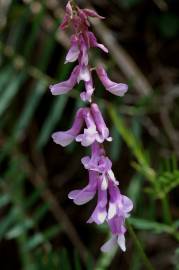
(161, 195), (172, 225)
(95, 245), (117, 270)
(71, 0), (77, 7)
(127, 221), (155, 270)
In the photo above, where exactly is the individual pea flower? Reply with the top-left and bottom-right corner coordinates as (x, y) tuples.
(68, 170), (98, 205)
(86, 31), (108, 53)
(101, 216), (127, 252)
(81, 142), (117, 190)
(52, 104), (112, 147)
(96, 65), (128, 96)
(60, 1), (73, 30)
(101, 181), (133, 252)
(49, 65), (80, 95)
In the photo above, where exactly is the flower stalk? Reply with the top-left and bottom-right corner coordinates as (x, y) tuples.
(127, 222), (155, 270)
(50, 1), (133, 252)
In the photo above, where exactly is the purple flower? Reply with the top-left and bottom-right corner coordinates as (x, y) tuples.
(87, 31), (108, 53)
(80, 143), (133, 252)
(91, 103), (112, 142)
(100, 181), (133, 253)
(87, 179), (107, 224)
(68, 171), (98, 205)
(76, 104), (111, 146)
(77, 65), (90, 83)
(96, 65), (128, 96)
(50, 64), (91, 96)
(52, 108), (86, 146)
(50, 65), (79, 95)
(101, 221), (126, 252)
(79, 34), (89, 66)
(51, 1), (133, 254)
(108, 181), (133, 220)
(82, 143), (111, 173)
(60, 1), (73, 30)
(75, 109), (101, 146)
(83, 9), (105, 20)
(100, 216), (127, 252)
(52, 105), (111, 147)
(81, 142), (118, 190)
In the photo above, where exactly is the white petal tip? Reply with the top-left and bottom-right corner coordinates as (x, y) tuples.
(118, 235), (126, 252)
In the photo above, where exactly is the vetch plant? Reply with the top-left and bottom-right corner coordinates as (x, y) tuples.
(50, 0), (133, 252)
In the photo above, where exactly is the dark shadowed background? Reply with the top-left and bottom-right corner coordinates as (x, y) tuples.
(0, 0), (179, 269)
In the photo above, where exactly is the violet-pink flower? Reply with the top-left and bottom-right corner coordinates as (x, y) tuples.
(50, 65), (79, 95)
(52, 107), (86, 146)
(68, 171), (98, 205)
(96, 65), (128, 96)
(50, 1), (133, 254)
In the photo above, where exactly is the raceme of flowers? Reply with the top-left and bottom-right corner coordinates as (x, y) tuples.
(50, 0), (133, 252)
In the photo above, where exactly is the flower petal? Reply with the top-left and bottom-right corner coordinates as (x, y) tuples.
(74, 190), (96, 205)
(96, 65), (128, 97)
(50, 65), (79, 95)
(52, 132), (75, 147)
(117, 234), (126, 252)
(108, 83), (128, 96)
(77, 65), (90, 82)
(76, 127), (97, 147)
(87, 32), (108, 53)
(51, 108), (86, 146)
(65, 38), (80, 63)
(100, 236), (117, 253)
(68, 171), (98, 205)
(91, 103), (111, 141)
(108, 202), (117, 219)
(122, 195), (133, 213)
(83, 9), (105, 19)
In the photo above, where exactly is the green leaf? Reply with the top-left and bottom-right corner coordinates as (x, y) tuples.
(129, 217), (173, 234)
(0, 72), (26, 117)
(33, 203), (49, 223)
(23, 9), (45, 58)
(37, 62), (72, 149)
(109, 105), (156, 182)
(23, 233), (44, 251)
(158, 13), (179, 38)
(0, 65), (14, 95)
(110, 125), (121, 161)
(13, 80), (47, 139)
(0, 208), (19, 237)
(60, 249), (72, 270)
(127, 174), (143, 204)
(36, 95), (68, 149)
(23, 188), (44, 210)
(6, 218), (34, 239)
(74, 250), (82, 270)
(0, 194), (10, 208)
(8, 6), (30, 50)
(95, 243), (117, 270)
(119, 0), (142, 8)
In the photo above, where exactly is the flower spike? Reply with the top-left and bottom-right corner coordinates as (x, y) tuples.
(50, 1), (133, 253)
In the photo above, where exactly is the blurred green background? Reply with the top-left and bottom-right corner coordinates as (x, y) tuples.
(0, 0), (179, 269)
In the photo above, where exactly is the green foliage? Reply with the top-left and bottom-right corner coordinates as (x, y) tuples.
(118, 0), (142, 8)
(157, 13), (179, 39)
